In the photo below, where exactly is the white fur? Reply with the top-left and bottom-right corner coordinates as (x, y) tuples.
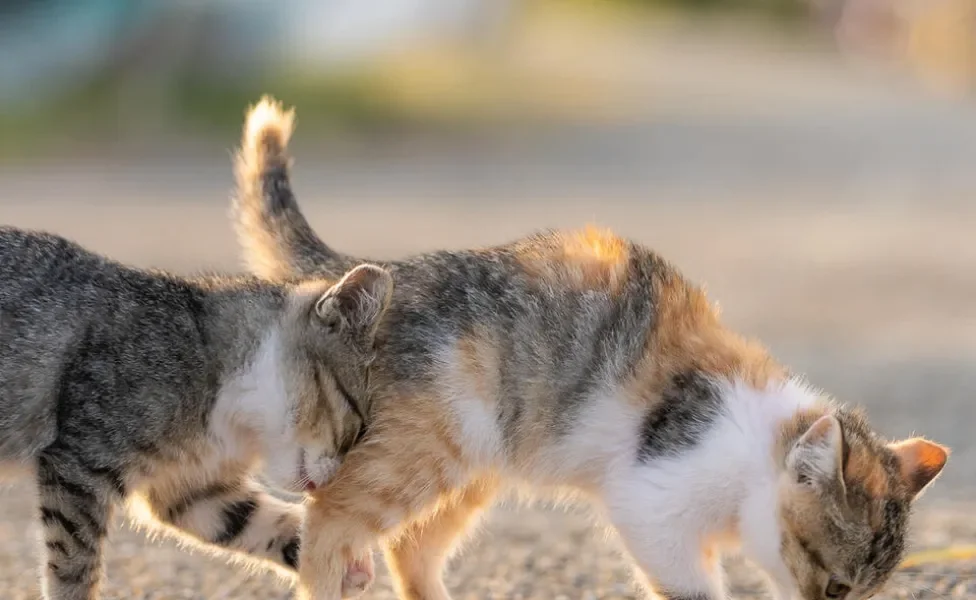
(436, 337), (825, 598)
(302, 449), (341, 490)
(210, 329), (303, 491)
(532, 387), (644, 490)
(596, 377), (821, 599)
(244, 98), (294, 151)
(438, 341), (504, 469)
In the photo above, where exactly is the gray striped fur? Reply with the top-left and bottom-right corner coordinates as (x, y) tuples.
(0, 226), (391, 600)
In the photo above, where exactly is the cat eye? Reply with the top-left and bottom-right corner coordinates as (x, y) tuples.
(824, 577), (851, 599)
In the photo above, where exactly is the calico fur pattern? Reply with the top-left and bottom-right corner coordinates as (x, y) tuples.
(233, 97), (949, 600)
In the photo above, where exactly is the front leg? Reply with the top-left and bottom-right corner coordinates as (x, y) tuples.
(605, 502), (726, 599)
(384, 477), (499, 600)
(134, 473), (307, 576)
(295, 476), (395, 600)
(296, 442), (467, 600)
(625, 532), (726, 600)
(37, 451), (118, 600)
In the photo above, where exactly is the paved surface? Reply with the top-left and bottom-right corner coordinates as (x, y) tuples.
(1, 31), (975, 600)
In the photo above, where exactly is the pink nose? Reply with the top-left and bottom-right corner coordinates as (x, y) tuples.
(304, 480), (317, 492)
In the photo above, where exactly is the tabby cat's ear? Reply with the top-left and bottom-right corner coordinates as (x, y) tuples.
(888, 438), (949, 500)
(314, 264), (393, 340)
(786, 415), (845, 491)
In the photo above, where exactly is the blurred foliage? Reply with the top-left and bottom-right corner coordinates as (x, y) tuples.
(0, 0), (825, 159)
(0, 59), (511, 159)
(659, 0), (805, 18)
(0, 78), (404, 159)
(566, 0), (809, 21)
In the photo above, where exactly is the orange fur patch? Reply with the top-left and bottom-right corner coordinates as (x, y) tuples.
(844, 447), (891, 500)
(318, 384), (470, 524)
(625, 268), (786, 408)
(518, 226), (630, 292)
(385, 476), (500, 600)
(563, 226), (628, 265)
(298, 385), (491, 599)
(889, 438), (950, 497)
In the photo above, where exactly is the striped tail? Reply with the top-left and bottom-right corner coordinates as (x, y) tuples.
(232, 96), (359, 281)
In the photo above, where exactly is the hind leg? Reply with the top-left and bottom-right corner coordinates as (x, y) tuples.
(384, 477), (499, 600)
(36, 451), (119, 600)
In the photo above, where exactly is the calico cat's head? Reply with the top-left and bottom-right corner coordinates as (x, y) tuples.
(766, 408), (948, 600)
(267, 263), (393, 493)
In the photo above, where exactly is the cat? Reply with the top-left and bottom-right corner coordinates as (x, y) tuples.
(0, 225), (392, 600)
(233, 97), (949, 600)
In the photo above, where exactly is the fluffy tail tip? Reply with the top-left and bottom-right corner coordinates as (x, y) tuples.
(242, 95), (295, 165)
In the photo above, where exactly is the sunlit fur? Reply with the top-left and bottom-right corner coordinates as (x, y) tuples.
(233, 97), (949, 600)
(0, 226), (391, 600)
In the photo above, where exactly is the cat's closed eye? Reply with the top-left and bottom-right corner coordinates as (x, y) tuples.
(824, 577), (851, 599)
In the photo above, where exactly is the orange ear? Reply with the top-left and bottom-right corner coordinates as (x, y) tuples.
(888, 438), (949, 499)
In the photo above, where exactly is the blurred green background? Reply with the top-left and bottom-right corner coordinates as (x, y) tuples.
(2, 0), (974, 155)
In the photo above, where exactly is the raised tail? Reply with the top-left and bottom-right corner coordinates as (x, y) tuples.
(232, 96), (360, 280)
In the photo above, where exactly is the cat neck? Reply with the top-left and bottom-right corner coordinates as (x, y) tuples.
(189, 276), (293, 455)
(722, 377), (831, 590)
(189, 275), (290, 377)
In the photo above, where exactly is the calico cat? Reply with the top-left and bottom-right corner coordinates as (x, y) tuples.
(0, 225), (391, 600)
(234, 97), (949, 600)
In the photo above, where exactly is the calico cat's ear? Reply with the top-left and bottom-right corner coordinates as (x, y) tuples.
(786, 414), (845, 491)
(888, 438), (949, 500)
(315, 264), (393, 340)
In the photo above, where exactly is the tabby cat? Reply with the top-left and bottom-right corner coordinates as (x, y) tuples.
(0, 225), (391, 599)
(235, 97), (949, 600)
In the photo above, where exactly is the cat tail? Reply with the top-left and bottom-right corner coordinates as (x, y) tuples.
(233, 95), (361, 280)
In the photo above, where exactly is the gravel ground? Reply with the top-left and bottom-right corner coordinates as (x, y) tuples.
(0, 482), (972, 599)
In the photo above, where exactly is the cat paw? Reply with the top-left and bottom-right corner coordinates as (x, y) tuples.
(340, 552), (375, 598)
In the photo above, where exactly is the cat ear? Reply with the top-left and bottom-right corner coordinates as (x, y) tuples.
(786, 415), (845, 490)
(314, 264), (393, 340)
(888, 438), (949, 500)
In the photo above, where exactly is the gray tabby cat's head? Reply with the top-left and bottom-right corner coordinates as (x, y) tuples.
(270, 263), (393, 492)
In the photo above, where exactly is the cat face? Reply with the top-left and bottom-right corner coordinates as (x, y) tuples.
(774, 411), (948, 600)
(268, 264), (393, 493)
